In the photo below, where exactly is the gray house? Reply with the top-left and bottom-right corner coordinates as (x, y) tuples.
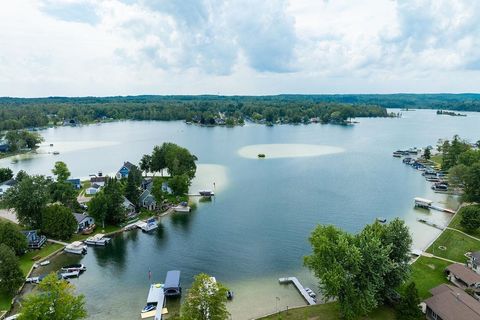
(139, 189), (156, 211)
(74, 213), (95, 233)
(122, 196), (136, 218)
(22, 230), (47, 249)
(445, 263), (480, 291)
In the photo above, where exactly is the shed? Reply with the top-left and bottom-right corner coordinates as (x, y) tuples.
(164, 270), (181, 296)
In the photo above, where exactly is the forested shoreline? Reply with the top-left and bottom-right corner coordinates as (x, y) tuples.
(1, 93), (480, 131)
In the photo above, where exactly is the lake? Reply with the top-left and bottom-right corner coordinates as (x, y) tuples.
(1, 109), (479, 319)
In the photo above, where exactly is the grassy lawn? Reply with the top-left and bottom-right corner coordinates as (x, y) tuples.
(0, 291), (12, 312)
(409, 256), (450, 299)
(425, 229), (480, 262)
(430, 154), (442, 167)
(258, 303), (395, 320)
(18, 243), (63, 275)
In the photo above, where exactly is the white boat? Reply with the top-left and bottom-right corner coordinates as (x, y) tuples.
(59, 270), (80, 278)
(64, 241), (87, 255)
(173, 202), (191, 212)
(141, 218), (158, 232)
(84, 233), (111, 246)
(61, 264), (87, 273)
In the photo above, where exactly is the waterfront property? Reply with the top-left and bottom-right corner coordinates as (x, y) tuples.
(424, 284), (480, 320)
(22, 230), (47, 249)
(73, 213), (95, 233)
(66, 178), (81, 189)
(116, 161), (134, 179)
(140, 189), (157, 211)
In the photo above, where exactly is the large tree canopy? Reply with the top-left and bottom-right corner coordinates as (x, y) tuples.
(42, 204), (77, 240)
(304, 218), (412, 320)
(18, 273), (87, 320)
(0, 220), (28, 256)
(181, 273), (230, 320)
(3, 174), (51, 228)
(0, 244), (24, 295)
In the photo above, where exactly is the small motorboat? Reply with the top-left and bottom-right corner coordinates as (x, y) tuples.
(142, 304), (156, 313)
(199, 190), (215, 197)
(173, 202), (191, 213)
(64, 242), (87, 255)
(53, 151), (60, 155)
(258, 153), (266, 158)
(141, 218), (158, 232)
(39, 260), (50, 266)
(376, 217), (387, 224)
(227, 291), (234, 300)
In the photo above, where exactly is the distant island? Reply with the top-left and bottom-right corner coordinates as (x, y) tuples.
(1, 93), (480, 131)
(436, 110), (467, 117)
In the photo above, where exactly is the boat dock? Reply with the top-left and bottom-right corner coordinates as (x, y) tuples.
(416, 218), (445, 230)
(414, 197), (455, 214)
(278, 277), (316, 305)
(141, 284), (167, 320)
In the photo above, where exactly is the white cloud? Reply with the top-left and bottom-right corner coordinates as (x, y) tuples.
(0, 0), (480, 96)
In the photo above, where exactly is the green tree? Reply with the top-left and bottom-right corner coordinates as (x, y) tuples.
(3, 174), (51, 228)
(0, 167), (13, 182)
(0, 220), (28, 255)
(396, 282), (423, 320)
(463, 162), (480, 202)
(49, 181), (77, 208)
(460, 205), (480, 232)
(52, 161), (71, 182)
(151, 177), (167, 202)
(150, 145), (167, 174)
(423, 148), (431, 160)
(125, 170), (141, 207)
(181, 273), (230, 320)
(169, 174), (190, 196)
(88, 192), (108, 228)
(42, 204), (77, 240)
(0, 244), (24, 295)
(103, 178), (125, 224)
(18, 273), (87, 320)
(304, 219), (411, 320)
(139, 154), (152, 176)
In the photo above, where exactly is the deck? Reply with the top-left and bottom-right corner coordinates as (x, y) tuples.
(143, 284), (166, 320)
(278, 277), (316, 305)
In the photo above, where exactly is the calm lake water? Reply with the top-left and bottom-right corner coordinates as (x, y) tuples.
(2, 109), (480, 319)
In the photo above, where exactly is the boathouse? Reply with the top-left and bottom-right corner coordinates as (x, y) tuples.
(414, 197), (432, 209)
(164, 270), (181, 296)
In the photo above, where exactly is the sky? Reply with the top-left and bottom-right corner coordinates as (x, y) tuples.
(1, 0), (480, 97)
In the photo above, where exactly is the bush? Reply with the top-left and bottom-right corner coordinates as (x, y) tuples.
(460, 205), (480, 232)
(41, 204), (77, 240)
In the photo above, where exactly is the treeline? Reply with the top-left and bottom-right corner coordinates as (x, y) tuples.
(0, 95), (392, 130)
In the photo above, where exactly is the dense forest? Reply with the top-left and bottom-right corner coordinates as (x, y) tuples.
(0, 93), (479, 131)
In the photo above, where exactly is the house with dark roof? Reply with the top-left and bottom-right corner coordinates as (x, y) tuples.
(22, 230), (47, 249)
(445, 263), (480, 291)
(116, 161), (134, 179)
(424, 284), (480, 320)
(139, 189), (156, 211)
(74, 213), (95, 233)
(0, 179), (17, 197)
(122, 196), (136, 218)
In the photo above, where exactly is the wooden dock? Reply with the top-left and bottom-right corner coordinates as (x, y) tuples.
(416, 218), (445, 230)
(278, 277), (316, 305)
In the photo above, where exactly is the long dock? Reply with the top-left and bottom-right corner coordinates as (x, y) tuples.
(141, 284), (166, 320)
(278, 277), (316, 305)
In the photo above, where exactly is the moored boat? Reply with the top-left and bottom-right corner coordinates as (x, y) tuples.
(199, 190), (215, 197)
(64, 241), (87, 255)
(85, 233), (111, 246)
(173, 202), (191, 213)
(141, 218), (158, 232)
(61, 263), (87, 273)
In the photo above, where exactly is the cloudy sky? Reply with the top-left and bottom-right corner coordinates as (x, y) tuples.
(1, 0), (479, 97)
